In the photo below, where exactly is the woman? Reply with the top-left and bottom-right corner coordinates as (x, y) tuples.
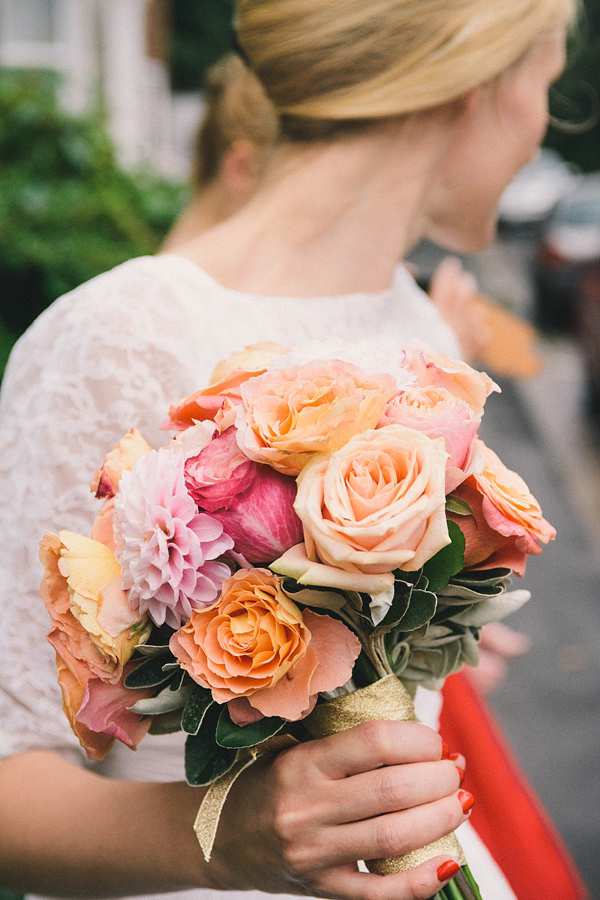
(0, 1), (577, 899)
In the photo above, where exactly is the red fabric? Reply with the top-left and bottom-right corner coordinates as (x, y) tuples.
(440, 671), (589, 900)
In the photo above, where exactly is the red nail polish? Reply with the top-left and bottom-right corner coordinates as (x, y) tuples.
(455, 766), (465, 786)
(441, 741), (450, 759)
(449, 752), (462, 762)
(437, 860), (460, 882)
(459, 789), (475, 813)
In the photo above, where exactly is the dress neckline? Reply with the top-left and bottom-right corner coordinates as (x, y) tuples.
(155, 252), (401, 304)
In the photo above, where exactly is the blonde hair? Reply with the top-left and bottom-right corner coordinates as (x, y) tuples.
(194, 54), (278, 186)
(236, 0), (576, 138)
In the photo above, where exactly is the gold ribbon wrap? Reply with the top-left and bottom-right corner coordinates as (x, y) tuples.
(194, 733), (297, 861)
(303, 675), (466, 875)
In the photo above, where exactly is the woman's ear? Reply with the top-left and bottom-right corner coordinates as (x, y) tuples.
(220, 139), (263, 200)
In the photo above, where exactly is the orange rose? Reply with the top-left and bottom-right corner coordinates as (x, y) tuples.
(169, 568), (360, 721)
(236, 360), (398, 475)
(162, 342), (289, 431)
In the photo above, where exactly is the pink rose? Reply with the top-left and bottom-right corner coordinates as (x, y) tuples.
(184, 427), (303, 563)
(294, 425), (450, 574)
(90, 429), (152, 499)
(51, 643), (153, 761)
(75, 663), (154, 758)
(236, 360), (398, 475)
(379, 386), (480, 491)
(403, 340), (499, 413)
(169, 568), (360, 721)
(162, 342), (289, 431)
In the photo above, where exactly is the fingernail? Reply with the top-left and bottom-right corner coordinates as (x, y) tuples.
(455, 766), (465, 786)
(448, 752), (462, 762)
(437, 860), (460, 882)
(441, 741), (450, 759)
(459, 789), (475, 814)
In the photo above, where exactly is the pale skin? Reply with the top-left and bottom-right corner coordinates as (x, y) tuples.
(0, 25), (566, 900)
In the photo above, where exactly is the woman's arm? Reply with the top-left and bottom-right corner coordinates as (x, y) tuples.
(0, 722), (469, 900)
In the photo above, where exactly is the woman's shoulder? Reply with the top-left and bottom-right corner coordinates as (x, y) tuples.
(31, 254), (207, 330)
(4, 255), (220, 381)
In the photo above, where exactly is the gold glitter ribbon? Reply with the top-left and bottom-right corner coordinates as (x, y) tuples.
(194, 733), (297, 861)
(303, 675), (466, 874)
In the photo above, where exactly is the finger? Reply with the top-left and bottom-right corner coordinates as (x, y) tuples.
(327, 760), (462, 823)
(479, 621), (531, 657)
(316, 792), (473, 867)
(466, 650), (507, 695)
(314, 855), (463, 900)
(311, 720), (445, 779)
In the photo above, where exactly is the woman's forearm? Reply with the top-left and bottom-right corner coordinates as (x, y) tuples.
(0, 721), (470, 900)
(0, 750), (210, 898)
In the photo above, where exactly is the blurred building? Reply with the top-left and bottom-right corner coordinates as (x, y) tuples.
(0, 0), (196, 175)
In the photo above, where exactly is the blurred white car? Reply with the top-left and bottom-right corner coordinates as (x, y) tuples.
(498, 148), (579, 228)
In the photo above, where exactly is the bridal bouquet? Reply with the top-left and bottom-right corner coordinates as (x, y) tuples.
(39, 339), (555, 900)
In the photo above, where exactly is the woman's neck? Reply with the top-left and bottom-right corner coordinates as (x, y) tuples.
(178, 118), (451, 297)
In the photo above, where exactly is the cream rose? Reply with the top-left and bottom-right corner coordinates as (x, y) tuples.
(294, 425), (451, 574)
(236, 360), (398, 475)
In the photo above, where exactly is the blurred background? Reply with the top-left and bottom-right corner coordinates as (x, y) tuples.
(0, 0), (599, 897)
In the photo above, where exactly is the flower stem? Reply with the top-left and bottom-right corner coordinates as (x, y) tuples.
(434, 865), (483, 900)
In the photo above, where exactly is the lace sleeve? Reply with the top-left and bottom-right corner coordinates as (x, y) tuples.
(0, 260), (211, 762)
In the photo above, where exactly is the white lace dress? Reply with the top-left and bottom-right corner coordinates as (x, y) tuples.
(0, 254), (515, 900)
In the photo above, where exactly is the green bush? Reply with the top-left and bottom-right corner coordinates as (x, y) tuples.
(0, 69), (186, 343)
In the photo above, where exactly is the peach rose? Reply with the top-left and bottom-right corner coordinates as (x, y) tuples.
(162, 342), (289, 431)
(403, 340), (499, 414)
(40, 531), (151, 685)
(294, 425), (450, 574)
(379, 386), (481, 491)
(236, 360), (398, 475)
(470, 439), (556, 550)
(169, 568), (360, 721)
(90, 429), (152, 499)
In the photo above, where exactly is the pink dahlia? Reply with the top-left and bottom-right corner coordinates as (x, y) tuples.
(113, 445), (233, 628)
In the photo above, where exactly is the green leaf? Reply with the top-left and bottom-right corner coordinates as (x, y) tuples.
(439, 582), (505, 602)
(377, 579), (412, 631)
(352, 650), (380, 688)
(181, 686), (214, 735)
(445, 495), (473, 516)
(129, 682), (193, 716)
(282, 582), (347, 612)
(184, 703), (237, 786)
(451, 589), (530, 626)
(215, 706), (285, 748)
(421, 521), (465, 592)
(396, 589), (437, 632)
(124, 653), (175, 689)
(451, 567), (512, 585)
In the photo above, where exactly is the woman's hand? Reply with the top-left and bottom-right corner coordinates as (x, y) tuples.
(209, 719), (471, 900)
(428, 257), (491, 363)
(466, 621), (531, 695)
